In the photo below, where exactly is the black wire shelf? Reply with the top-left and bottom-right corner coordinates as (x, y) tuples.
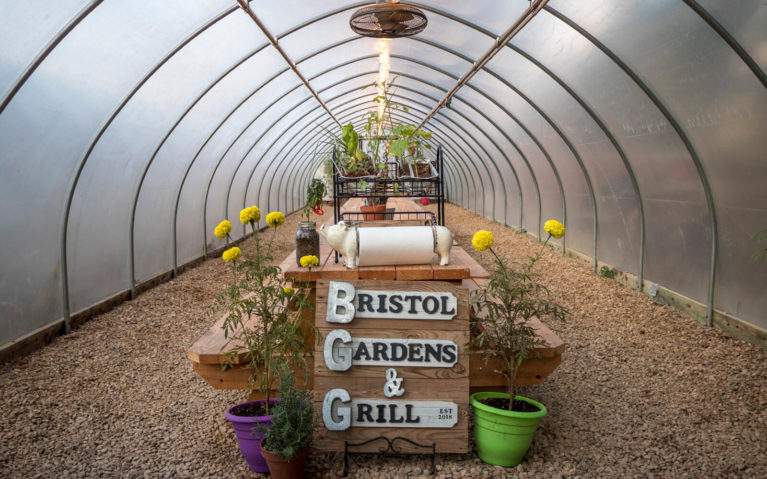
(332, 146), (446, 227)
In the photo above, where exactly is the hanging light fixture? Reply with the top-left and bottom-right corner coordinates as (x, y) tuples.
(350, 0), (428, 38)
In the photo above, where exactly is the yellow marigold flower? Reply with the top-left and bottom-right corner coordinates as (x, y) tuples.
(265, 211), (285, 228)
(214, 220), (232, 239)
(472, 230), (494, 251)
(222, 246), (241, 263)
(283, 286), (294, 295)
(299, 255), (319, 268)
(239, 206), (261, 225)
(544, 219), (565, 239)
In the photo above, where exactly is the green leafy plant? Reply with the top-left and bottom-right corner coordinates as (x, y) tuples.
(216, 209), (314, 414)
(599, 265), (615, 278)
(751, 228), (767, 263)
(470, 222), (568, 411)
(389, 123), (433, 176)
(303, 178), (326, 222)
(256, 366), (318, 460)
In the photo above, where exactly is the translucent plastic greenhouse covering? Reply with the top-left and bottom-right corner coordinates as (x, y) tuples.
(1, 0), (766, 350)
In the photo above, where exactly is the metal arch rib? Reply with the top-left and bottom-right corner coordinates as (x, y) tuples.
(0, 1), (104, 117)
(478, 65), (598, 269)
(507, 42), (647, 291)
(682, 0), (767, 89)
(251, 93), (484, 223)
(223, 93), (316, 232)
(150, 37), (360, 274)
(544, 6), (719, 325)
(270, 94), (484, 218)
(205, 68), (377, 241)
(381, 58), (515, 225)
(59, 5), (239, 330)
(208, 81), (304, 251)
(162, 41), (272, 274)
(176, 66), (290, 262)
(388, 46), (543, 231)
(172, 49), (376, 269)
(283, 110), (468, 214)
(269, 87), (485, 218)
(286, 109), (466, 219)
(277, 108), (464, 218)
(237, 71), (488, 225)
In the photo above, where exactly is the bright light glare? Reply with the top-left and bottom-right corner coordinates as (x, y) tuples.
(376, 38), (391, 134)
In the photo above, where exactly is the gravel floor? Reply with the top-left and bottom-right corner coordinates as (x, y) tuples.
(1, 201), (765, 478)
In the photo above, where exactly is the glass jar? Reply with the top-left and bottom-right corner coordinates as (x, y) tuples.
(295, 221), (320, 266)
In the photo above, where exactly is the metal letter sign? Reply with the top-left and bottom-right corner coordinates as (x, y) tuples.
(314, 280), (470, 454)
(326, 281), (457, 322)
(322, 389), (459, 430)
(323, 329), (458, 370)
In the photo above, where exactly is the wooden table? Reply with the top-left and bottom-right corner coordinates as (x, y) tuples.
(188, 198), (565, 397)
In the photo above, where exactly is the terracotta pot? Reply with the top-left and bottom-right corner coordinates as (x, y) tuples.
(360, 204), (386, 221)
(260, 443), (310, 478)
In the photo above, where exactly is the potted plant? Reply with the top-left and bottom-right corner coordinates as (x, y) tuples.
(469, 220), (568, 467)
(325, 123), (380, 180)
(388, 123), (434, 179)
(215, 209), (313, 472)
(295, 179), (326, 265)
(358, 179), (388, 220)
(256, 366), (318, 478)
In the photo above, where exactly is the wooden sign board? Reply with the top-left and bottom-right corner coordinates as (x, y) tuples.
(313, 280), (470, 454)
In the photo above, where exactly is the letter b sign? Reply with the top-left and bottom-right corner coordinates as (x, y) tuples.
(327, 282), (356, 323)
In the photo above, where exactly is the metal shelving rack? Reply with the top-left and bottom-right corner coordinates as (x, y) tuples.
(332, 145), (446, 226)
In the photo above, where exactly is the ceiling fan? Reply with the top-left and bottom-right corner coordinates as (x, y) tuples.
(350, 0), (428, 38)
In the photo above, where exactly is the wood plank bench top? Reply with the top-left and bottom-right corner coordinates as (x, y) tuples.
(188, 311), (262, 365)
(189, 198), (565, 391)
(461, 278), (566, 357)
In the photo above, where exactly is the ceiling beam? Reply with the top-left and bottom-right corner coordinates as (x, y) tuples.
(235, 0), (341, 127)
(415, 0), (548, 130)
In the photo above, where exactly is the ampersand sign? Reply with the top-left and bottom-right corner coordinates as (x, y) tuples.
(383, 368), (405, 398)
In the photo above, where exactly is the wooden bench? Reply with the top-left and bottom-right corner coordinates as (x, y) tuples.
(462, 278), (566, 392)
(188, 198), (565, 397)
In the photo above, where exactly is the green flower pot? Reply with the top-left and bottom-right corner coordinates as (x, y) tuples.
(470, 392), (547, 467)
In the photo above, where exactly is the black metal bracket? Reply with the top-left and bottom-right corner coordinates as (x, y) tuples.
(343, 436), (436, 476)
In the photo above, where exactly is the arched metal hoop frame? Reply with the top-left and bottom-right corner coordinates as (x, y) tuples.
(1, 1), (760, 331)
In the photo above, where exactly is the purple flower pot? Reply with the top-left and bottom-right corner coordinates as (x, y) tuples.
(226, 399), (277, 473)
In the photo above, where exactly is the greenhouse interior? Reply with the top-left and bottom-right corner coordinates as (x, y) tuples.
(1, 1), (765, 477)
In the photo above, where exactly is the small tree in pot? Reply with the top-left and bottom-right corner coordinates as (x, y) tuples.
(469, 220), (567, 467)
(215, 208), (314, 472)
